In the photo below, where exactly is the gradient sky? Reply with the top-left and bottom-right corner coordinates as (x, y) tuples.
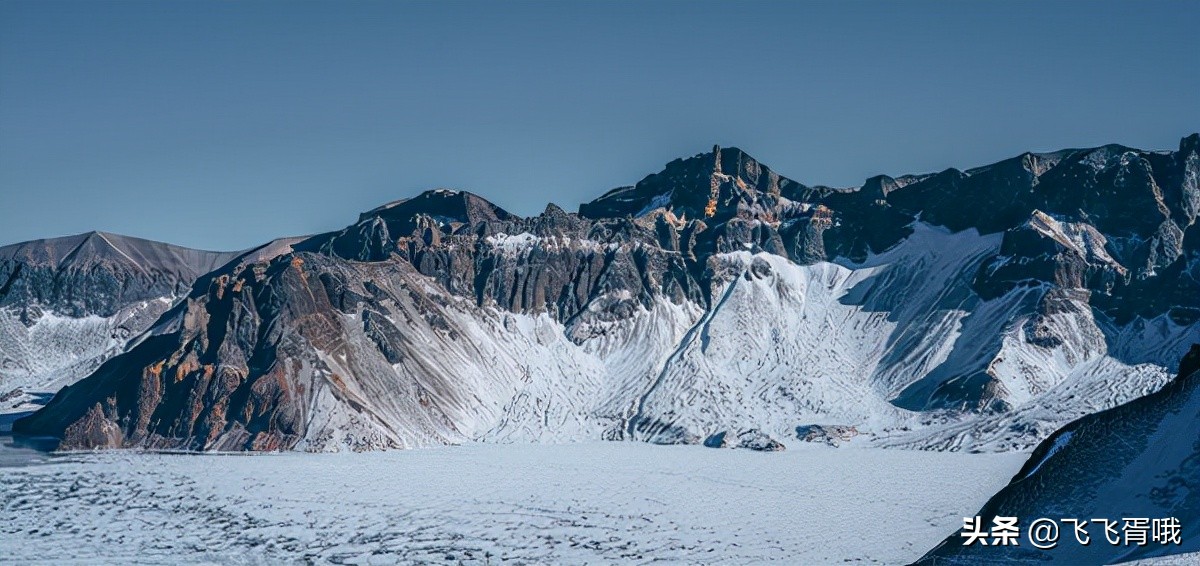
(2, 1), (1197, 251)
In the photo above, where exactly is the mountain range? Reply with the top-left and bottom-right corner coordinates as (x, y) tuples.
(5, 135), (1200, 453)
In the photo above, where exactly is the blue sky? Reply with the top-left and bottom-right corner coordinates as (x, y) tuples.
(1, 1), (1197, 250)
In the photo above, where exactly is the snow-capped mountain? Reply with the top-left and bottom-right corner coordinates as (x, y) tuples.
(13, 135), (1200, 452)
(0, 232), (243, 399)
(915, 344), (1200, 564)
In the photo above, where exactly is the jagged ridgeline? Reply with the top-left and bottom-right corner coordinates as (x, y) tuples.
(12, 135), (1200, 452)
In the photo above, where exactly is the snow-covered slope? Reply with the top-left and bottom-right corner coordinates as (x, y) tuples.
(0, 443), (1025, 564)
(0, 297), (174, 393)
(916, 345), (1200, 564)
(624, 223), (1194, 451)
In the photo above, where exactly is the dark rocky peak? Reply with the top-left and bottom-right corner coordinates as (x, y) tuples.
(974, 210), (1128, 300)
(0, 231), (238, 275)
(876, 139), (1199, 255)
(1023, 149), (1073, 177)
(1070, 143), (1135, 170)
(1035, 145), (1169, 230)
(0, 231), (108, 267)
(958, 149), (1071, 181)
(292, 135), (1200, 327)
(240, 136), (1200, 320)
(961, 151), (1044, 179)
(359, 189), (517, 234)
(1032, 141), (1196, 286)
(714, 145), (797, 196)
(579, 145), (805, 222)
(0, 231), (244, 317)
(887, 153), (1048, 233)
(315, 190), (518, 262)
(1158, 133), (1200, 228)
(860, 175), (899, 200)
(1181, 132), (1200, 155)
(852, 173), (932, 203)
(526, 203), (592, 237)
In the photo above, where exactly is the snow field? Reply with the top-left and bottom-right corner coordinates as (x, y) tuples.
(0, 442), (1026, 565)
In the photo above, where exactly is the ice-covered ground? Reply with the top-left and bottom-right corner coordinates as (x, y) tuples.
(0, 442), (1025, 565)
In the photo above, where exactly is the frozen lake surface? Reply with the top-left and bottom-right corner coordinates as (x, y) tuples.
(0, 442), (1025, 564)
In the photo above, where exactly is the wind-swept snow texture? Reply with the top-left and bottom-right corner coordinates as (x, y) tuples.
(13, 135), (1200, 452)
(0, 443), (1025, 564)
(916, 345), (1200, 564)
(0, 298), (172, 393)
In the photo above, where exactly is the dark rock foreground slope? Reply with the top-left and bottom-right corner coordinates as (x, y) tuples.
(915, 344), (1200, 564)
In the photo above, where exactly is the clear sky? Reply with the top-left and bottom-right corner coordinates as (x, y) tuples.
(2, 1), (1197, 251)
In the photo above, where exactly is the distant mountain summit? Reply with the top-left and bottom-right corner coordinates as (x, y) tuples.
(0, 232), (242, 399)
(11, 134), (1200, 452)
(0, 231), (240, 318)
(579, 145), (805, 221)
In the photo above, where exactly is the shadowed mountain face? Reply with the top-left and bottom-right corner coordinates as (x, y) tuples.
(0, 231), (241, 318)
(13, 135), (1200, 452)
(915, 345), (1200, 565)
(0, 233), (244, 396)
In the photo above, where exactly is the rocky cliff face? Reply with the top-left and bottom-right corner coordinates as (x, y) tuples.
(0, 232), (243, 396)
(14, 135), (1200, 452)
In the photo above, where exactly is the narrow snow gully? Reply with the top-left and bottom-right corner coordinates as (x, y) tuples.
(625, 266), (746, 441)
